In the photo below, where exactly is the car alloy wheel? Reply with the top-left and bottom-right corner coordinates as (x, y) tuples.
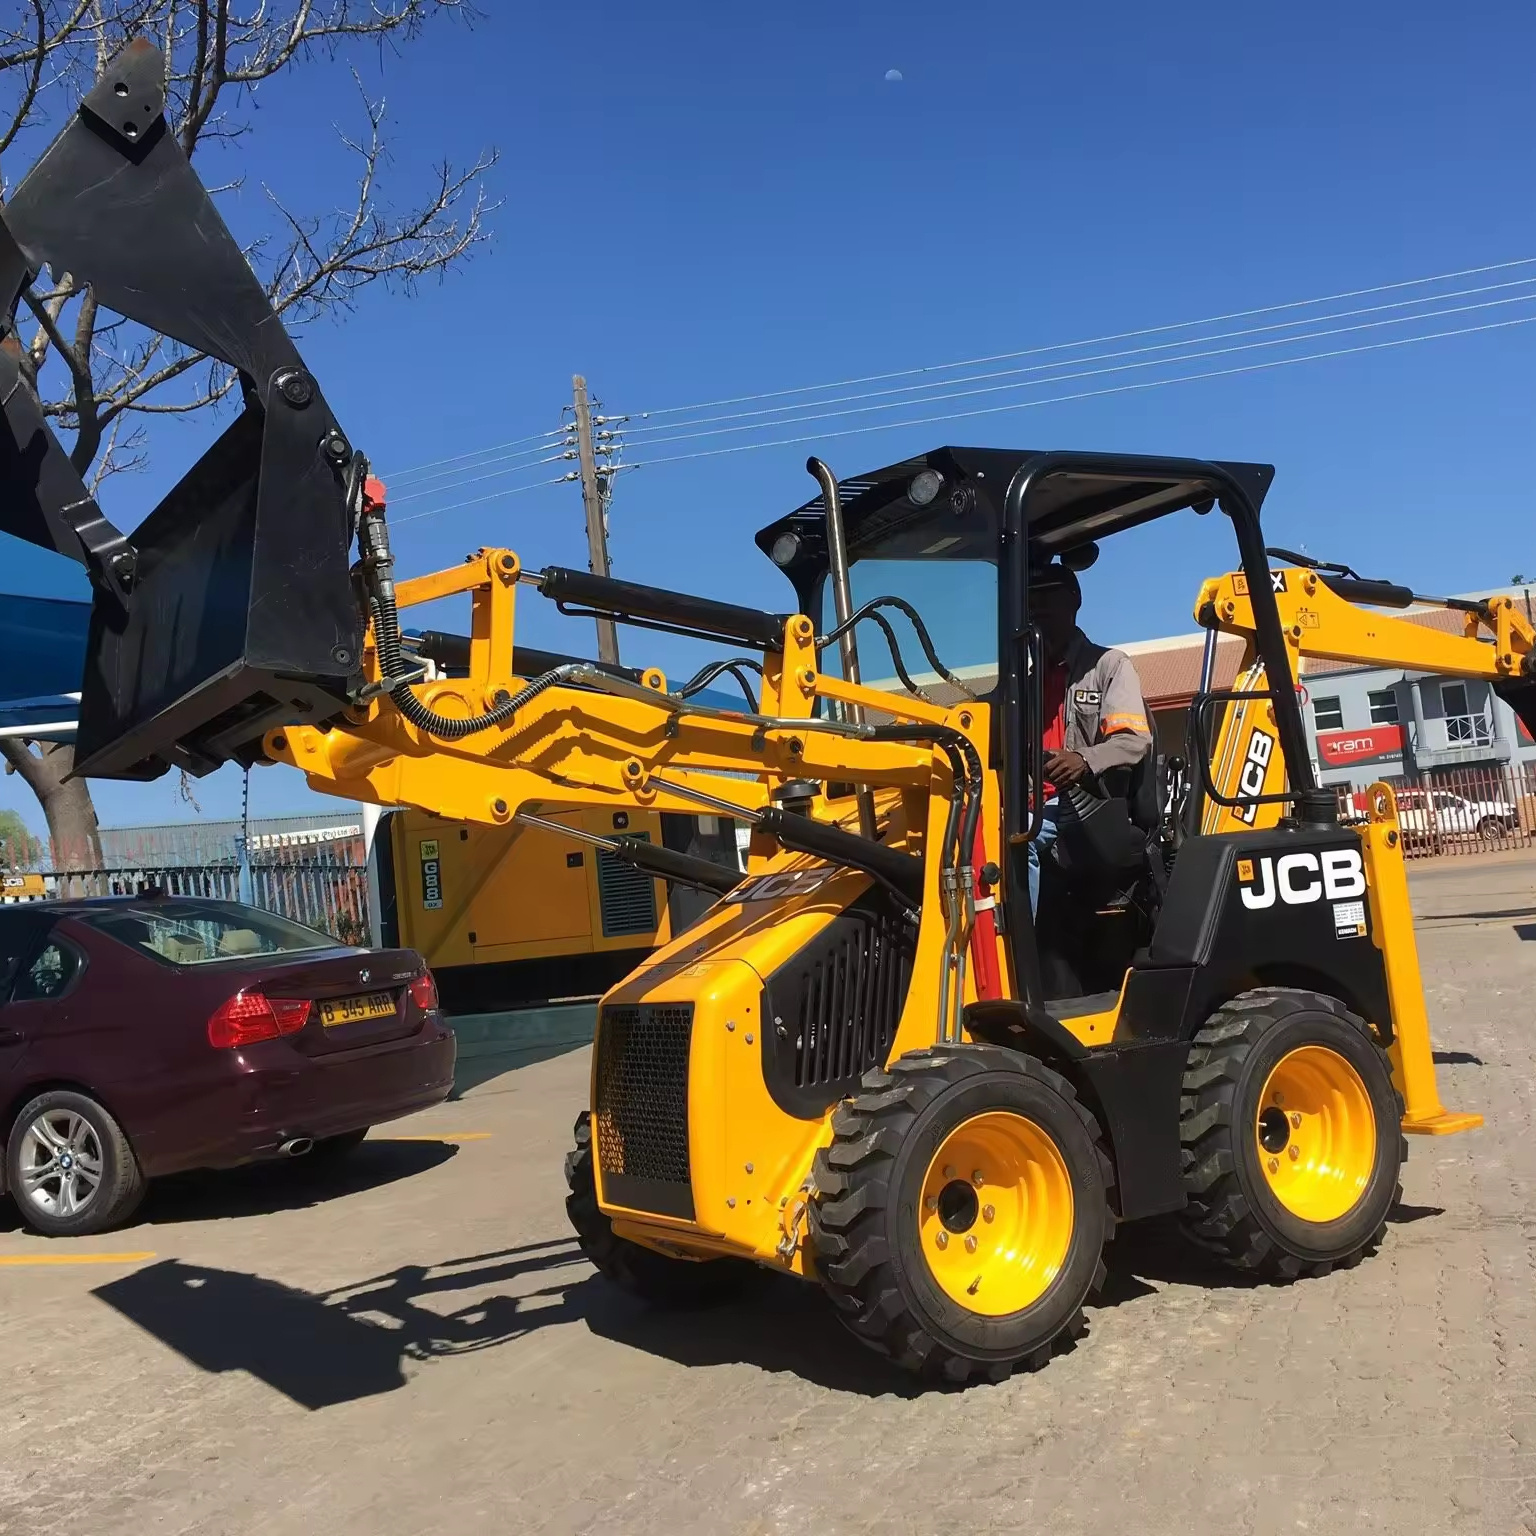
(17, 1108), (104, 1221)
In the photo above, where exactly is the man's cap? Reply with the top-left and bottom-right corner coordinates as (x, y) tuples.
(1028, 562), (1081, 603)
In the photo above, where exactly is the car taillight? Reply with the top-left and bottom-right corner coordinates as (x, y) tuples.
(207, 990), (313, 1049)
(408, 972), (439, 1012)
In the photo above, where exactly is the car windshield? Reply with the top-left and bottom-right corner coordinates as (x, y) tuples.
(80, 900), (342, 966)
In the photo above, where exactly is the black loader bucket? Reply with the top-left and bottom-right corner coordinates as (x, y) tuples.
(0, 40), (363, 780)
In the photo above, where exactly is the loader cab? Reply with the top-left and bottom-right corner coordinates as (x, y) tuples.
(757, 446), (1331, 1008)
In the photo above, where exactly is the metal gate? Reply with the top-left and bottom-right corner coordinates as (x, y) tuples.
(1336, 765), (1536, 858)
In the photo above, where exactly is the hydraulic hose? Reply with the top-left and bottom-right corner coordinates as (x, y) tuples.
(865, 723), (984, 1041)
(678, 656), (764, 712)
(360, 505), (568, 741)
(818, 597), (977, 700)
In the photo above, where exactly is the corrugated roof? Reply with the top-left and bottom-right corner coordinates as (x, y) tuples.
(1134, 634), (1247, 706)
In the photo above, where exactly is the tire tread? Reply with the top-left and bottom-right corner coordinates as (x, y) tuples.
(1178, 988), (1406, 1280)
(808, 1044), (1114, 1386)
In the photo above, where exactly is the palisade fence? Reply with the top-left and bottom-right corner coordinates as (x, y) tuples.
(1334, 762), (1536, 859)
(3, 830), (372, 944)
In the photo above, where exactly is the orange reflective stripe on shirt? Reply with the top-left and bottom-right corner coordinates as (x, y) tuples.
(1102, 712), (1149, 735)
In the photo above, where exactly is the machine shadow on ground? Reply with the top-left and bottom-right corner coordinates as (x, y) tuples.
(88, 1201), (1447, 1410)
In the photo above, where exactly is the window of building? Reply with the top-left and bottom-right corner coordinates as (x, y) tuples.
(1367, 689), (1399, 726)
(1440, 681), (1492, 747)
(1312, 695), (1344, 731)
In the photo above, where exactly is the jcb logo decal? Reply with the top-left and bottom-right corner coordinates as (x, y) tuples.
(1233, 726), (1274, 825)
(1237, 848), (1365, 909)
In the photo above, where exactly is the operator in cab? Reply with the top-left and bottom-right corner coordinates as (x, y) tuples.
(1028, 562), (1153, 914)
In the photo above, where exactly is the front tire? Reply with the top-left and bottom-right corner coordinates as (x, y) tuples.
(1180, 988), (1404, 1278)
(564, 1111), (746, 1308)
(809, 1046), (1114, 1386)
(5, 1089), (146, 1238)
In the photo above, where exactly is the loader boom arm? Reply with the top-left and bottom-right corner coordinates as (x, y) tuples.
(1193, 565), (1536, 834)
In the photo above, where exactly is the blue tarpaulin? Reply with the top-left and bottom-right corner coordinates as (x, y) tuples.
(0, 593), (89, 737)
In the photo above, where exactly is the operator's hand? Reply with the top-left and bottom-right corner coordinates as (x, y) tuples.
(1044, 749), (1090, 786)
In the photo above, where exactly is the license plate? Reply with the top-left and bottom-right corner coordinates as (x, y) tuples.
(320, 991), (397, 1027)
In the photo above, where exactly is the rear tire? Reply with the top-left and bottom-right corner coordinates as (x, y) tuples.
(5, 1089), (146, 1238)
(564, 1111), (746, 1308)
(1179, 988), (1404, 1279)
(809, 1045), (1113, 1386)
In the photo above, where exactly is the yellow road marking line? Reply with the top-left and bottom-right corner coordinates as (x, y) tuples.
(0, 1251), (156, 1267)
(380, 1132), (493, 1142)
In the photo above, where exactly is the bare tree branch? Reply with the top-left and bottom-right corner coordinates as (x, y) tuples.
(0, 3), (47, 158)
(4, 1), (492, 475)
(0, 1), (495, 851)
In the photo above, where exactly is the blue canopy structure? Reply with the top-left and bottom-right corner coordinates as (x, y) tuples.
(0, 593), (89, 740)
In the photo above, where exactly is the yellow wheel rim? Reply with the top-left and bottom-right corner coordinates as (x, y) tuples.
(1255, 1046), (1377, 1223)
(918, 1111), (1074, 1317)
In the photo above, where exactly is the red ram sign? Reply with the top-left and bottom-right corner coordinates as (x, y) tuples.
(1316, 724), (1404, 767)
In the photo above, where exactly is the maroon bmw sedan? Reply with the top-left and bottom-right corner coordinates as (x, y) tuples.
(0, 896), (456, 1237)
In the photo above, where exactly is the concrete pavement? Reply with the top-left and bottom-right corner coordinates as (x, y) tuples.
(2, 856), (1534, 1534)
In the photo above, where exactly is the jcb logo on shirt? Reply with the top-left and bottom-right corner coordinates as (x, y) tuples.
(1237, 848), (1365, 909)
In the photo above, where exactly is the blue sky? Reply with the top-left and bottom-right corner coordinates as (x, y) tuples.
(5, 0), (1535, 834)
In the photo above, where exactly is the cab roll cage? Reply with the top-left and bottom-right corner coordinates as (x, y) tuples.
(995, 450), (1334, 1012)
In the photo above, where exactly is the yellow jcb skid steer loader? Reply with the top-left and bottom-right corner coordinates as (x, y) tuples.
(0, 40), (1499, 1385)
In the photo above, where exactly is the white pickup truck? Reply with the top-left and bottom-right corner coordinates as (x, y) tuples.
(1395, 788), (1521, 848)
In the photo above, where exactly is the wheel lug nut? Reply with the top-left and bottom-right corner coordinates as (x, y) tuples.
(935, 1231), (949, 1249)
(982, 1204), (995, 1222)
(1269, 1158), (1279, 1174)
(965, 1235), (978, 1253)
(1291, 1112), (1302, 1128)
(972, 1169), (985, 1187)
(1273, 1093), (1284, 1106)
(943, 1166), (956, 1179)
(1289, 1145), (1300, 1161)
(925, 1195), (938, 1211)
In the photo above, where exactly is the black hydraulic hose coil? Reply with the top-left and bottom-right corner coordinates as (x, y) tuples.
(361, 507), (560, 741)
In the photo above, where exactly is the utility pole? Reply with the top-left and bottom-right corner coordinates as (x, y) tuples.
(572, 375), (620, 666)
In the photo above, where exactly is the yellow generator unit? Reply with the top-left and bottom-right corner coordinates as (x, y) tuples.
(375, 803), (744, 1013)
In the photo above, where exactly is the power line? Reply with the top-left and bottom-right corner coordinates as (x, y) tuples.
(628, 254), (1536, 420)
(617, 272), (1536, 440)
(625, 310), (1536, 470)
(379, 426), (568, 486)
(389, 473), (577, 525)
(379, 285), (1536, 512)
(606, 288), (1536, 453)
(371, 255), (1536, 517)
(386, 449), (574, 505)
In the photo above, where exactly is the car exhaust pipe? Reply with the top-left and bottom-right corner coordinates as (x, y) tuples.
(278, 1136), (314, 1158)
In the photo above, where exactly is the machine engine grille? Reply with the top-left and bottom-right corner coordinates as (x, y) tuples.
(763, 901), (917, 1116)
(593, 1002), (695, 1218)
(596, 837), (660, 937)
